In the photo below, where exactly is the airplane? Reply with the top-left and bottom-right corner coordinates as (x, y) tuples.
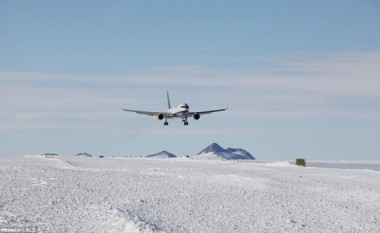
(121, 91), (227, 126)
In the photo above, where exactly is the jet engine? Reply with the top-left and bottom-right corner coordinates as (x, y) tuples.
(192, 113), (200, 120)
(156, 113), (164, 120)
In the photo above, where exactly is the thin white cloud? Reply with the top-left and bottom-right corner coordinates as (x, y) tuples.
(1, 51), (379, 131)
(2, 50), (379, 97)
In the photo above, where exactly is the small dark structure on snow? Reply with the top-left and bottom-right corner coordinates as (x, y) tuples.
(296, 158), (306, 167)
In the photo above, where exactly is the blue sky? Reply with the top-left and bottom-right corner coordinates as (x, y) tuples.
(1, 1), (380, 159)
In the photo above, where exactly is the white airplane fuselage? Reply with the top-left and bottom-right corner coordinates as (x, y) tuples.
(121, 92), (227, 126)
(168, 103), (189, 117)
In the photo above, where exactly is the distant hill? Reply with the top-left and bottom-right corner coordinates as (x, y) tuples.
(146, 151), (177, 158)
(40, 153), (59, 158)
(75, 152), (93, 157)
(196, 143), (255, 160)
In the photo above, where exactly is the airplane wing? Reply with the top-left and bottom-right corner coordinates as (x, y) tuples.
(187, 106), (228, 116)
(121, 108), (172, 117)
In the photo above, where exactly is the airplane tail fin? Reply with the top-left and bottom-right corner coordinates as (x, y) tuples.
(167, 91), (171, 109)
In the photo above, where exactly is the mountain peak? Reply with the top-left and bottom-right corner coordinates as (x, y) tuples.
(75, 152), (93, 157)
(197, 143), (224, 155)
(146, 151), (176, 158)
(196, 143), (255, 160)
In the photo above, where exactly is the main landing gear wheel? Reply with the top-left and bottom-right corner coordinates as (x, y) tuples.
(164, 121), (169, 126)
(182, 118), (189, 126)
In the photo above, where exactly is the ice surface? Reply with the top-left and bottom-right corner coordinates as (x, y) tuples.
(0, 157), (379, 232)
(306, 160), (380, 171)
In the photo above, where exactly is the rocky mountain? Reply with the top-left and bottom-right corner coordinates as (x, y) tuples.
(40, 153), (59, 158)
(146, 151), (177, 158)
(75, 152), (93, 157)
(196, 143), (255, 160)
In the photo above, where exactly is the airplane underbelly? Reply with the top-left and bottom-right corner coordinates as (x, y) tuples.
(174, 111), (188, 117)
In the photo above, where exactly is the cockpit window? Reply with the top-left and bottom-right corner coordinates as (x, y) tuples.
(180, 104), (189, 108)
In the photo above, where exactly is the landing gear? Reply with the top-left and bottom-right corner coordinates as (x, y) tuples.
(182, 117), (189, 126)
(164, 119), (169, 126)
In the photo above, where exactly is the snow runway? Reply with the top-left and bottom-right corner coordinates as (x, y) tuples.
(0, 157), (379, 232)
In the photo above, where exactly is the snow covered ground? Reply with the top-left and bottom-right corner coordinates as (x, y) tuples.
(0, 157), (379, 233)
